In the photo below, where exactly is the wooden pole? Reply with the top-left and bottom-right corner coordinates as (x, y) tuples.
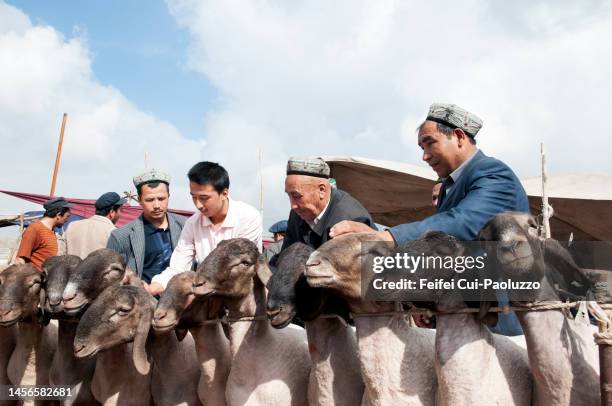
(541, 143), (551, 238)
(50, 113), (68, 197)
(589, 271), (612, 405)
(600, 323), (612, 406)
(259, 148), (263, 216)
(10, 212), (25, 264)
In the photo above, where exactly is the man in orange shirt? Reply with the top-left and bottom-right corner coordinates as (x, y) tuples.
(15, 197), (72, 271)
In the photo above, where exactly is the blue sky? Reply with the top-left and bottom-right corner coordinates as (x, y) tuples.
(1, 0), (611, 239)
(11, 0), (218, 140)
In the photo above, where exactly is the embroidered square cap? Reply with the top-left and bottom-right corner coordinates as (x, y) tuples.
(426, 103), (483, 137)
(286, 157), (330, 178)
(133, 169), (171, 188)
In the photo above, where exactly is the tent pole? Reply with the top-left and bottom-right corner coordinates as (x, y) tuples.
(541, 143), (551, 238)
(50, 113), (68, 197)
(10, 212), (25, 265)
(259, 148), (264, 217)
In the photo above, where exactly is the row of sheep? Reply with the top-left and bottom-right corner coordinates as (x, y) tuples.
(0, 212), (602, 405)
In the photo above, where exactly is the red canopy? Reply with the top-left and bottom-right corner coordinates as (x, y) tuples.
(1, 190), (194, 227)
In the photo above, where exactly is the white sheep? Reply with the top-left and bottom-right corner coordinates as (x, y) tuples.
(305, 233), (437, 405)
(193, 238), (311, 406)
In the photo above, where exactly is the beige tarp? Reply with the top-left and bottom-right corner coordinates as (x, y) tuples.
(324, 156), (612, 241)
(325, 156), (437, 227)
(522, 174), (612, 241)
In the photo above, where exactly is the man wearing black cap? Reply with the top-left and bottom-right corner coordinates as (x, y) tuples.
(15, 197), (72, 271)
(263, 220), (288, 262)
(64, 192), (126, 259)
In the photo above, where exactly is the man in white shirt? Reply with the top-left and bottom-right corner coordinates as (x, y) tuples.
(148, 161), (262, 294)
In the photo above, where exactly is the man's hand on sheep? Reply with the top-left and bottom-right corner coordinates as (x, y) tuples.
(143, 281), (164, 296)
(330, 220), (394, 242)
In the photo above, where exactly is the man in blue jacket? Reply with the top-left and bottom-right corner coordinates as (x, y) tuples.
(331, 103), (529, 335)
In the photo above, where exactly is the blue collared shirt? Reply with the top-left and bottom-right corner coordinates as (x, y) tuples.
(142, 219), (173, 284)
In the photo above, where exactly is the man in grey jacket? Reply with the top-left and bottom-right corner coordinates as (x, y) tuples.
(107, 169), (186, 294)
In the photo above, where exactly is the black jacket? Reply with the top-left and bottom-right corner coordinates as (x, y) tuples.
(278, 188), (375, 256)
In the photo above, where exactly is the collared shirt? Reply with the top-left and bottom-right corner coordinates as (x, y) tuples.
(445, 149), (478, 194)
(141, 219), (173, 284)
(65, 215), (116, 259)
(306, 199), (330, 229)
(151, 197), (262, 288)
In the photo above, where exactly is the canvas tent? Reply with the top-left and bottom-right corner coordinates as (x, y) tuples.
(325, 156), (437, 228)
(0, 190), (193, 228)
(521, 174), (612, 241)
(324, 156), (612, 242)
(0, 190), (274, 248)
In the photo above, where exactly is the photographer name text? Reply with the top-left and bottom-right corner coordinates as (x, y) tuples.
(371, 278), (541, 290)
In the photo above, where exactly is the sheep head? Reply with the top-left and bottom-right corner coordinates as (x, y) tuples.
(74, 284), (153, 375)
(154, 271), (225, 342)
(478, 212), (543, 282)
(305, 233), (392, 300)
(267, 243), (315, 328)
(62, 248), (127, 316)
(0, 264), (45, 326)
(478, 212), (591, 302)
(193, 238), (271, 299)
(371, 231), (468, 303)
(41, 255), (82, 316)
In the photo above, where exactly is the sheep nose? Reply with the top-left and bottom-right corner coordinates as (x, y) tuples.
(49, 297), (62, 307)
(153, 309), (167, 322)
(63, 292), (76, 303)
(306, 258), (321, 267)
(267, 308), (280, 318)
(74, 343), (87, 355)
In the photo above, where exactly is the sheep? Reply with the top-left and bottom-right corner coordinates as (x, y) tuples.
(379, 231), (533, 406)
(479, 212), (600, 406)
(0, 304), (16, 406)
(57, 248), (150, 406)
(41, 255), (98, 406)
(304, 233), (437, 406)
(192, 238), (311, 406)
(267, 242), (364, 406)
(74, 281), (202, 406)
(153, 271), (231, 406)
(0, 264), (58, 405)
(73, 284), (152, 406)
(61, 248), (134, 317)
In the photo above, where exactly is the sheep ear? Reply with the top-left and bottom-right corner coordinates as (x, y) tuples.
(207, 297), (224, 320)
(38, 272), (50, 325)
(543, 239), (591, 298)
(175, 328), (188, 342)
(477, 301), (498, 327)
(122, 268), (143, 288)
(256, 260), (272, 287)
(132, 303), (152, 375)
(38, 270), (47, 310)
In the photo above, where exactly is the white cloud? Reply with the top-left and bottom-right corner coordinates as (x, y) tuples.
(0, 2), (203, 236)
(167, 0), (612, 226)
(2, 1), (611, 236)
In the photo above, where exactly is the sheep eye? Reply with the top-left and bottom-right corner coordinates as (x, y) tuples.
(117, 308), (130, 316)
